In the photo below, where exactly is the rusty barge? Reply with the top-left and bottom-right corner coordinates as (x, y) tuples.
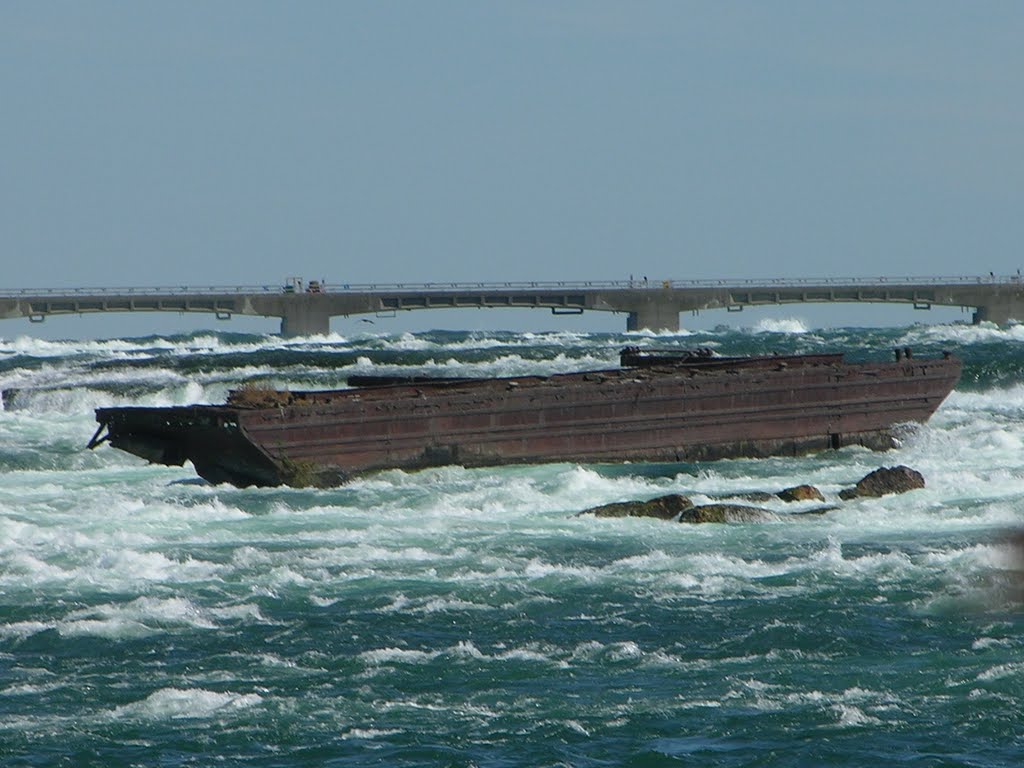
(88, 348), (962, 487)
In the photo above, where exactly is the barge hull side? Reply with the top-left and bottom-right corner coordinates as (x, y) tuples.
(91, 356), (961, 487)
(237, 358), (960, 484)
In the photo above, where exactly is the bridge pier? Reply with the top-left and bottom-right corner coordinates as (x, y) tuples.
(972, 302), (1023, 326)
(626, 301), (680, 332)
(280, 305), (331, 337)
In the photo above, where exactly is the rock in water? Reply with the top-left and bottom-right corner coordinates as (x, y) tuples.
(839, 465), (925, 499)
(790, 505), (841, 516)
(717, 490), (777, 503)
(777, 484), (825, 503)
(581, 493), (694, 520)
(678, 504), (776, 524)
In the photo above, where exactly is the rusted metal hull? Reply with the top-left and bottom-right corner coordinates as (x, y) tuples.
(91, 353), (962, 487)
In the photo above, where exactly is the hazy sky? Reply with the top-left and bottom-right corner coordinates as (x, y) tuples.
(2, 2), (1021, 337)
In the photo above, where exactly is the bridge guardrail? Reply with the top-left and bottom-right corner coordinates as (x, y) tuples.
(0, 275), (1020, 298)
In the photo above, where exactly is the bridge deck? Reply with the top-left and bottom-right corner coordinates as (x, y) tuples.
(2, 276), (1022, 334)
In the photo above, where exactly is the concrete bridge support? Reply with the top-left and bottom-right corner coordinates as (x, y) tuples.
(626, 300), (680, 332)
(972, 301), (1024, 326)
(280, 303), (331, 336)
(963, 285), (1024, 325)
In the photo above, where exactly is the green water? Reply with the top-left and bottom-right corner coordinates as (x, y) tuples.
(2, 324), (1023, 766)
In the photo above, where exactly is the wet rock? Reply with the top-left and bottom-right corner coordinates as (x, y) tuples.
(717, 490), (777, 503)
(678, 504), (776, 524)
(789, 505), (841, 516)
(839, 465), (925, 500)
(580, 493), (694, 520)
(777, 484), (825, 503)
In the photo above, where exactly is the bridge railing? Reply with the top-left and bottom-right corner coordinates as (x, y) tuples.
(0, 274), (1019, 297)
(0, 285), (284, 297)
(324, 275), (1019, 291)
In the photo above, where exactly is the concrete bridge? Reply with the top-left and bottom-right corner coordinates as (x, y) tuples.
(2, 276), (1023, 336)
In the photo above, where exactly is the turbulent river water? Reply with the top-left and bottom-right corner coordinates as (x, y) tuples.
(2, 321), (1024, 766)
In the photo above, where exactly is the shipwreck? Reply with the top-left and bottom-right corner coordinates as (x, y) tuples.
(88, 347), (962, 487)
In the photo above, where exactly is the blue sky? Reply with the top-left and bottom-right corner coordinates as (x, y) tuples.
(2, 2), (1021, 337)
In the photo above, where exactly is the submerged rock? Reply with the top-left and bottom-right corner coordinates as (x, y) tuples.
(1, 388), (19, 409)
(678, 504), (776, 524)
(580, 493), (694, 520)
(717, 490), (777, 503)
(776, 484), (825, 503)
(789, 505), (841, 516)
(839, 465), (925, 500)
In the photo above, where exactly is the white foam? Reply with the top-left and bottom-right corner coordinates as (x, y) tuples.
(972, 637), (1013, 651)
(750, 317), (809, 334)
(358, 647), (437, 665)
(565, 720), (591, 736)
(341, 728), (402, 740)
(726, 679), (904, 722)
(624, 327), (697, 338)
(0, 335), (177, 358)
(58, 617), (158, 640)
(209, 603), (266, 622)
(897, 321), (1024, 346)
(359, 640), (571, 670)
(0, 331), (358, 360)
(0, 595), (264, 641)
(0, 620), (51, 640)
(111, 688), (262, 720)
(0, 681), (65, 696)
(495, 647), (564, 665)
(977, 662), (1024, 681)
(833, 704), (883, 727)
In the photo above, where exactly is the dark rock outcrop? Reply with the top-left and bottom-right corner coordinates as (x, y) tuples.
(776, 484), (825, 503)
(579, 467), (924, 523)
(580, 493), (694, 520)
(838, 465), (925, 500)
(678, 504), (776, 524)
